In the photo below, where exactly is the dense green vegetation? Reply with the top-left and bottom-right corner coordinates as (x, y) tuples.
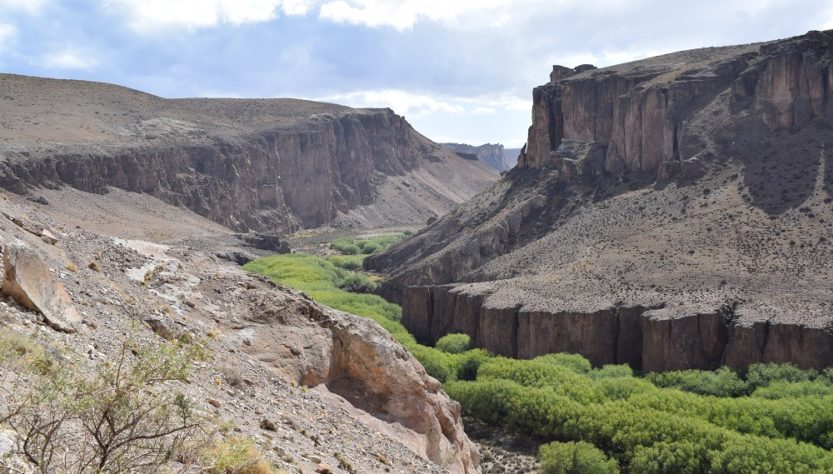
(246, 241), (833, 473)
(329, 234), (407, 255)
(435, 333), (471, 354)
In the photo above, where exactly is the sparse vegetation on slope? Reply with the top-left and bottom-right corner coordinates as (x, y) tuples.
(0, 331), (208, 473)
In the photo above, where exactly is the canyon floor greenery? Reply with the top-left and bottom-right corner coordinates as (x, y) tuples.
(245, 238), (833, 474)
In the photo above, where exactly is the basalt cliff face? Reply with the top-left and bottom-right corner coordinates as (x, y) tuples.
(0, 74), (496, 233)
(367, 30), (833, 372)
(442, 143), (510, 172)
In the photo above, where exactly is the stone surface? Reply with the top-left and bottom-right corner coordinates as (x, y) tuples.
(1, 241), (82, 333)
(368, 30), (833, 371)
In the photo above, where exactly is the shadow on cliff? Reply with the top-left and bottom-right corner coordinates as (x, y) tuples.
(734, 117), (833, 216)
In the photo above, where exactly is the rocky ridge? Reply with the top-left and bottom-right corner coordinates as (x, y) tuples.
(367, 30), (833, 371)
(0, 189), (479, 472)
(0, 73), (496, 233)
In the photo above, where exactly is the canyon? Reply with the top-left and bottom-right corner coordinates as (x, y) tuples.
(367, 29), (833, 372)
(0, 74), (491, 472)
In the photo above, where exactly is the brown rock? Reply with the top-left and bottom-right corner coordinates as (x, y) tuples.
(206, 398), (223, 408)
(1, 242), (82, 333)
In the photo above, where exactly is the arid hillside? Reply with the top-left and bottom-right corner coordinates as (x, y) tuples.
(367, 29), (833, 372)
(0, 73), (496, 232)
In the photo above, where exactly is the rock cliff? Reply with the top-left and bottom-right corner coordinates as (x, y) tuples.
(367, 30), (833, 371)
(442, 143), (510, 171)
(0, 74), (496, 233)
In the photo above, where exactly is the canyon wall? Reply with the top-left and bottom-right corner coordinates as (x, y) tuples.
(368, 30), (833, 372)
(403, 285), (833, 371)
(0, 75), (495, 233)
(520, 31), (833, 177)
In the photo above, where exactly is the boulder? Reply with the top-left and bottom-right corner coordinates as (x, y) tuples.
(1, 242), (82, 333)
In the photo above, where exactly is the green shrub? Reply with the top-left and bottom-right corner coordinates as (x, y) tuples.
(0, 337), (203, 472)
(202, 437), (277, 473)
(752, 380), (833, 399)
(746, 363), (815, 390)
(453, 349), (490, 381)
(539, 441), (619, 474)
(590, 364), (633, 379)
(533, 353), (593, 374)
(327, 255), (364, 271)
(329, 234), (406, 256)
(436, 334), (471, 354)
(648, 367), (748, 397)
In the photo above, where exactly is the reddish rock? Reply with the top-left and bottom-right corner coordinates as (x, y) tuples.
(1, 242), (82, 333)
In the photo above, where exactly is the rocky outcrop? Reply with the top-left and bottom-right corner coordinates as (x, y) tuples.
(241, 286), (480, 473)
(443, 143), (509, 171)
(321, 308), (479, 473)
(369, 30), (833, 372)
(1, 241), (82, 333)
(403, 286), (833, 372)
(0, 74), (496, 233)
(519, 30), (833, 177)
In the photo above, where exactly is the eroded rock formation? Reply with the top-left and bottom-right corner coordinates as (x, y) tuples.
(0, 74), (496, 233)
(368, 30), (833, 371)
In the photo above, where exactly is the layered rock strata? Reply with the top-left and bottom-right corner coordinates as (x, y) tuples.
(368, 30), (833, 371)
(0, 74), (496, 233)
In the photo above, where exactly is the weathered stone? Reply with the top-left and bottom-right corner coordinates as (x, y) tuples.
(144, 317), (178, 341)
(1, 242), (82, 333)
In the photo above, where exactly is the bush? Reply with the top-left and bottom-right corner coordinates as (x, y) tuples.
(648, 367), (748, 397)
(751, 380), (833, 399)
(746, 363), (815, 390)
(533, 353), (592, 374)
(0, 336), (204, 472)
(202, 437), (277, 474)
(329, 234), (406, 256)
(454, 349), (490, 381)
(327, 255), (364, 271)
(590, 364), (634, 379)
(539, 441), (619, 474)
(436, 334), (471, 354)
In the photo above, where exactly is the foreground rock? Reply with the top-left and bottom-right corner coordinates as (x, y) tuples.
(1, 241), (82, 332)
(367, 29), (833, 371)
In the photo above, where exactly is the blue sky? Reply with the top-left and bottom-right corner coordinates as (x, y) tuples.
(0, 1), (831, 147)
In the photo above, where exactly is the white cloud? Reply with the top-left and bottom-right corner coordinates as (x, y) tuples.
(317, 89), (531, 147)
(42, 49), (99, 70)
(316, 89), (528, 118)
(104, 0), (315, 31)
(0, 0), (49, 15)
(0, 22), (16, 49)
(318, 0), (515, 30)
(319, 89), (464, 116)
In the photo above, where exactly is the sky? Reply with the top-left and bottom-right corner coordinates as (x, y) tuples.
(0, 1), (831, 147)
